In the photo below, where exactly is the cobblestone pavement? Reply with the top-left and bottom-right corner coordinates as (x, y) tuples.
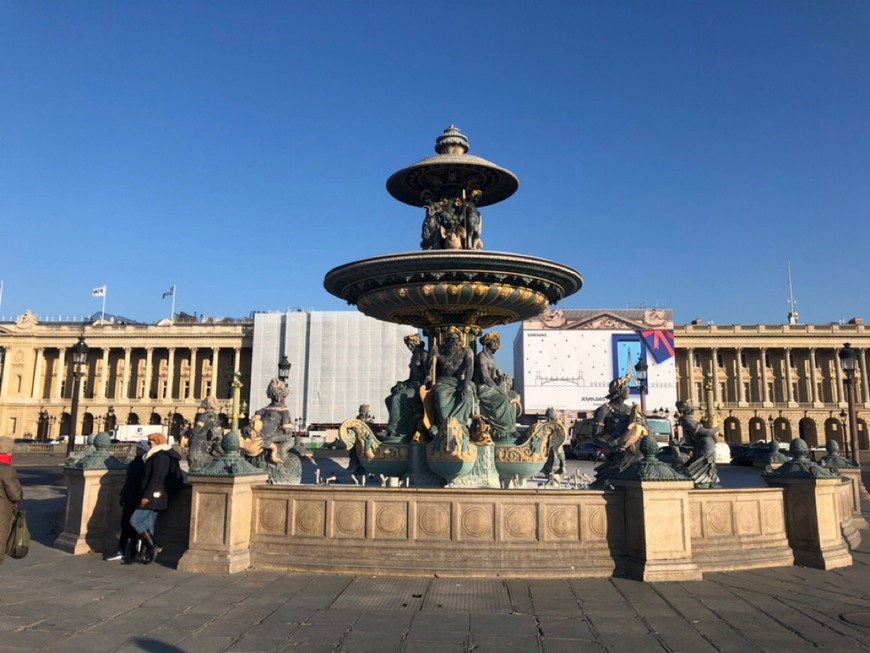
(2, 455), (870, 652)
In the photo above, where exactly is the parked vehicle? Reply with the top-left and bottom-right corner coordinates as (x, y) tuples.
(575, 442), (604, 461)
(645, 416), (673, 449)
(111, 425), (168, 443)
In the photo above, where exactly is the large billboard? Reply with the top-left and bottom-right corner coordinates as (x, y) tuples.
(514, 309), (677, 416)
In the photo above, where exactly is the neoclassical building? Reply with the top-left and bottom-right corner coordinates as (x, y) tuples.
(2, 308), (867, 454)
(0, 311), (252, 441)
(675, 318), (868, 451)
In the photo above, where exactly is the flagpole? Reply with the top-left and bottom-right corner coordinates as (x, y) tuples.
(101, 288), (106, 323)
(170, 286), (176, 323)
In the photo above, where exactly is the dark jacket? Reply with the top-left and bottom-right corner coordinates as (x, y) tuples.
(120, 455), (146, 507)
(139, 445), (182, 512)
(0, 461), (24, 563)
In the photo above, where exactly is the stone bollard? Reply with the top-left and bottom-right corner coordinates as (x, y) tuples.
(763, 438), (852, 570)
(178, 431), (269, 574)
(610, 437), (702, 582)
(818, 441), (869, 532)
(54, 433), (127, 555)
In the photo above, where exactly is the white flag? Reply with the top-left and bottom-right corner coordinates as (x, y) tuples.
(92, 285), (106, 298)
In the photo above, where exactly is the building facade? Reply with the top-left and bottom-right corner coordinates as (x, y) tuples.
(0, 311), (252, 441)
(2, 307), (867, 453)
(675, 319), (868, 450)
(514, 308), (678, 420)
(250, 311), (417, 426)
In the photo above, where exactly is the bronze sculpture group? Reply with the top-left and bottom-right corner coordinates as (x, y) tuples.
(583, 377), (725, 489)
(186, 377), (304, 485)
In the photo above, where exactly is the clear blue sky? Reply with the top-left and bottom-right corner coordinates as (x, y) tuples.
(2, 2), (868, 331)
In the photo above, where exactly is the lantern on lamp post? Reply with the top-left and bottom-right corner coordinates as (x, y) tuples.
(838, 343), (860, 466)
(67, 335), (89, 457)
(634, 354), (648, 416)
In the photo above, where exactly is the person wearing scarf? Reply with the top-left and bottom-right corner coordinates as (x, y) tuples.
(0, 436), (24, 565)
(128, 432), (182, 564)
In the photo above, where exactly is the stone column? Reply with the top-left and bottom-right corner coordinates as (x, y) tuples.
(31, 348), (44, 399)
(736, 348), (746, 405)
(835, 355), (844, 405)
(121, 348), (131, 400)
(211, 348), (220, 399)
(52, 350), (66, 399)
(764, 443), (853, 571)
(188, 347), (198, 400)
(761, 349), (770, 405)
(612, 478), (701, 581)
(859, 347), (869, 405)
(144, 348), (154, 400)
(711, 348), (719, 403)
(785, 349), (796, 406)
(687, 348), (696, 404)
(98, 348), (109, 399)
(810, 348), (820, 406)
(54, 436), (127, 555)
(166, 347), (176, 400)
(178, 433), (268, 574)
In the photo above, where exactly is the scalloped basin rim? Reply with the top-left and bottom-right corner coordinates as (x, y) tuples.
(324, 250), (583, 299)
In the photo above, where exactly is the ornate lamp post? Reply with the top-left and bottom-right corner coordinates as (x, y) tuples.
(767, 415), (775, 441)
(228, 371), (245, 433)
(67, 335), (89, 457)
(838, 343), (860, 465)
(634, 354), (648, 416)
(703, 369), (715, 428)
(106, 406), (115, 433)
(278, 355), (292, 384)
(839, 409), (849, 458)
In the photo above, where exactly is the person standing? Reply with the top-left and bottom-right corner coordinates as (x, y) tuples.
(0, 436), (24, 565)
(106, 440), (148, 562)
(129, 432), (182, 564)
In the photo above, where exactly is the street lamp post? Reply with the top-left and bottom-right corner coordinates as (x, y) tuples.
(228, 371), (245, 434)
(67, 335), (89, 457)
(768, 415), (775, 441)
(278, 355), (292, 384)
(839, 409), (849, 458)
(704, 369), (715, 429)
(838, 343), (860, 465)
(634, 354), (648, 416)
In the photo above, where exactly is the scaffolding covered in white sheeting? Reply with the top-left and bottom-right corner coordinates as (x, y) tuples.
(250, 311), (418, 426)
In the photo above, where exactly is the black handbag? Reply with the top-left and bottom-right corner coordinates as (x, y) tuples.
(6, 508), (30, 559)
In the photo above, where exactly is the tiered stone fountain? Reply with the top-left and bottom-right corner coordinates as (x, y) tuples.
(324, 126), (582, 487)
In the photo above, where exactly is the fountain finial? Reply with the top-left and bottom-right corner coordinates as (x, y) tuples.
(435, 125), (469, 155)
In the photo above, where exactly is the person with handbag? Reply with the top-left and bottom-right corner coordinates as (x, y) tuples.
(0, 436), (24, 564)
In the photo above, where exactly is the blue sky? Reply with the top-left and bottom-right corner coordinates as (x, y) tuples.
(2, 2), (868, 334)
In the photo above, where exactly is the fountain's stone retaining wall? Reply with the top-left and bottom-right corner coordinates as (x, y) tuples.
(249, 486), (626, 578)
(58, 469), (860, 581)
(687, 488), (793, 573)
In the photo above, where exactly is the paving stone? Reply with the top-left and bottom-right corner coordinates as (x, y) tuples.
(176, 635), (237, 653)
(469, 612), (539, 636)
(347, 609), (414, 633)
(470, 633), (541, 651)
(339, 631), (405, 652)
(542, 638), (605, 653)
(595, 632), (668, 652)
(403, 629), (469, 645)
(290, 623), (348, 646)
(411, 612), (469, 632)
(537, 616), (596, 640)
(402, 641), (465, 653)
